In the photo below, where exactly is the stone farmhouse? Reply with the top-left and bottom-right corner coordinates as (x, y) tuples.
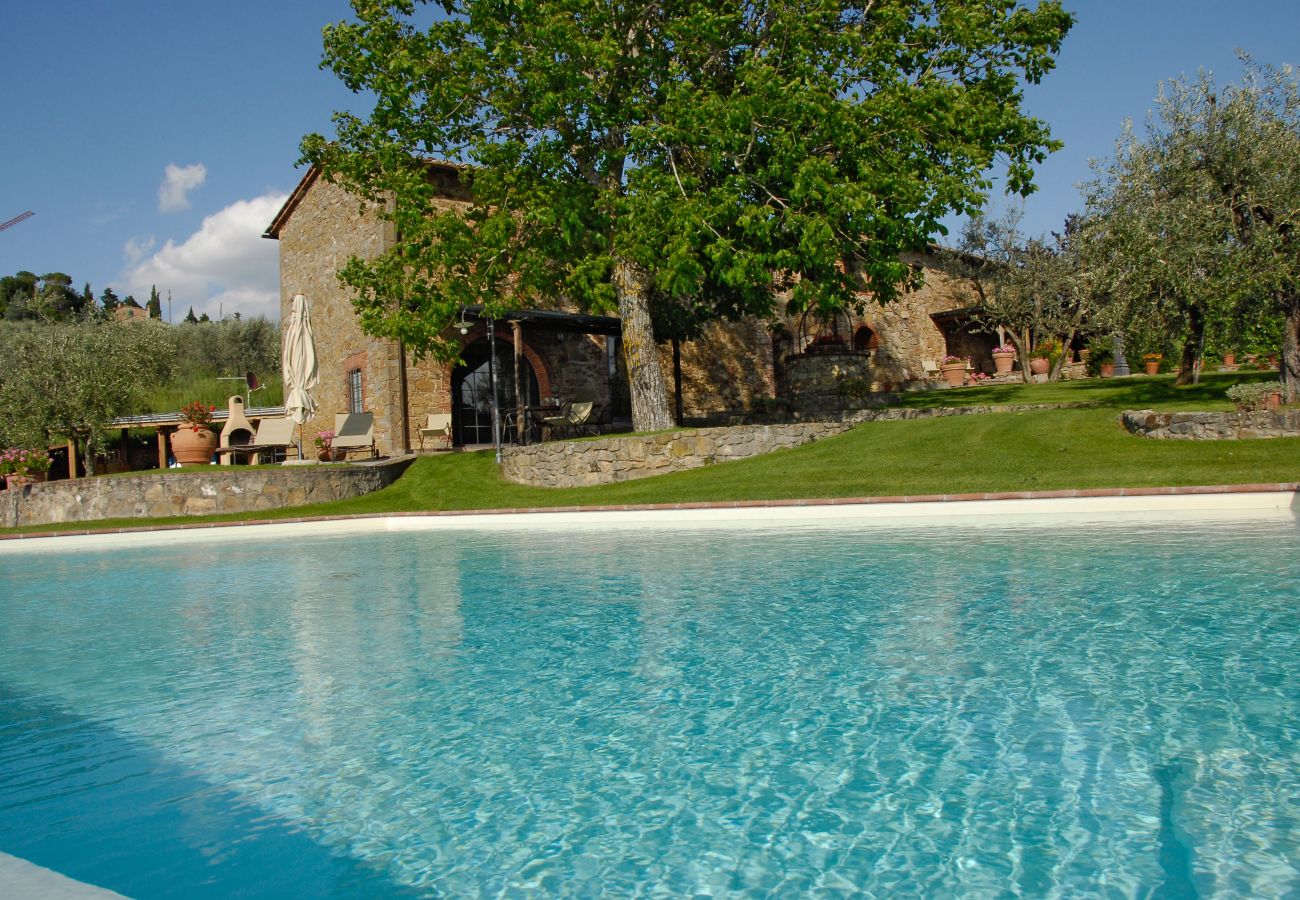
(264, 163), (994, 454)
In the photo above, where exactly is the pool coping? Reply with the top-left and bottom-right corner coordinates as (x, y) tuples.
(1, 482), (1296, 544)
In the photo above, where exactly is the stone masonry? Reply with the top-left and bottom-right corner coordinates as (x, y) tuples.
(0, 459), (412, 528)
(502, 404), (1086, 488)
(1122, 409), (1300, 440)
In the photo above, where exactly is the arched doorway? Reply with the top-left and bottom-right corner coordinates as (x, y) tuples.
(452, 337), (540, 446)
(853, 325), (880, 352)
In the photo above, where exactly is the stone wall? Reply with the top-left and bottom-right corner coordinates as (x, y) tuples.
(0, 459), (413, 528)
(783, 350), (875, 417)
(501, 403), (1083, 488)
(500, 423), (854, 487)
(1122, 409), (1300, 440)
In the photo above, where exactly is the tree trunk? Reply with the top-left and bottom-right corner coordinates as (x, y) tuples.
(1010, 330), (1032, 383)
(672, 336), (684, 426)
(1049, 328), (1077, 381)
(613, 258), (674, 431)
(1175, 305), (1204, 386)
(1282, 294), (1300, 403)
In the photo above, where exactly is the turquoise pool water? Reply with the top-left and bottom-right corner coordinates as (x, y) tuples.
(2, 518), (1299, 897)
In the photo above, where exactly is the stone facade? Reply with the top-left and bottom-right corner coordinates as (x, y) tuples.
(1122, 409), (1300, 440)
(270, 167), (980, 448)
(0, 459), (413, 528)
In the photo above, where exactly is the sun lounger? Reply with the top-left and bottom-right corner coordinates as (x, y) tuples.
(333, 412), (377, 459)
(226, 416), (299, 464)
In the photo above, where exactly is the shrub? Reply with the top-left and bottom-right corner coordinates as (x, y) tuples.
(1225, 381), (1283, 411)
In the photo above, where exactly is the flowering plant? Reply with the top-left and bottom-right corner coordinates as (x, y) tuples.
(1142, 352), (1163, 361)
(968, 371), (991, 384)
(992, 345), (1016, 354)
(940, 354), (968, 365)
(1030, 339), (1060, 359)
(314, 430), (336, 450)
(0, 447), (51, 477)
(179, 400), (216, 432)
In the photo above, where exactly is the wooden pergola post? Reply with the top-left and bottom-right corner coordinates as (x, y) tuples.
(66, 439), (76, 480)
(156, 428), (169, 470)
(512, 320), (525, 444)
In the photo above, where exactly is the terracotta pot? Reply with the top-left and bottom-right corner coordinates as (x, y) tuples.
(992, 351), (1015, 374)
(317, 448), (347, 462)
(1029, 357), (1049, 376)
(1222, 353), (1236, 367)
(5, 472), (47, 489)
(940, 363), (966, 387)
(1263, 391), (1283, 411)
(1098, 363), (1115, 378)
(1143, 361), (1160, 376)
(170, 427), (218, 466)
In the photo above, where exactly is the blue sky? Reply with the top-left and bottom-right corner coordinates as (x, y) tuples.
(2, 1), (1297, 322)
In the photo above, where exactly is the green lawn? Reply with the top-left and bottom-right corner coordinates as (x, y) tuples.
(6, 373), (1297, 534)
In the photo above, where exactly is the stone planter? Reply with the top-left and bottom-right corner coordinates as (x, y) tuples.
(1029, 357), (1049, 376)
(5, 472), (47, 490)
(940, 363), (966, 387)
(170, 427), (218, 466)
(992, 351), (1015, 374)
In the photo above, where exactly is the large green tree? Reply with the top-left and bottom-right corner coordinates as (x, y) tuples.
(304, 0), (1071, 429)
(1086, 61), (1300, 396)
(0, 321), (176, 474)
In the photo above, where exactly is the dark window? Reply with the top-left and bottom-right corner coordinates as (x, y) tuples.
(348, 369), (363, 413)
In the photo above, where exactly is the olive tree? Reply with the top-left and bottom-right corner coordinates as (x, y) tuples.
(0, 321), (176, 474)
(1086, 61), (1300, 394)
(304, 0), (1072, 429)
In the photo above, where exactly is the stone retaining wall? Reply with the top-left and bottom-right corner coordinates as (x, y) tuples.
(0, 458), (414, 528)
(1122, 409), (1300, 440)
(502, 404), (1089, 488)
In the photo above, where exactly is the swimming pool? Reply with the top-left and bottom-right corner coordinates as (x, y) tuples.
(2, 513), (1299, 896)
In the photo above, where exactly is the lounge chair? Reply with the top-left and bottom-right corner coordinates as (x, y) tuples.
(226, 416), (298, 464)
(333, 412), (377, 459)
(419, 413), (453, 451)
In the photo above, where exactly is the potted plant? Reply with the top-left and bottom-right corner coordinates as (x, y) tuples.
(1, 447), (52, 489)
(170, 400), (219, 466)
(1226, 381), (1284, 412)
(991, 345), (1016, 374)
(1029, 340), (1057, 376)
(314, 430), (344, 462)
(1142, 353), (1163, 376)
(1221, 350), (1237, 367)
(939, 354), (968, 387)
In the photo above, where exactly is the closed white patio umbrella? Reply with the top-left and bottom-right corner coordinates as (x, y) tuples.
(283, 293), (319, 458)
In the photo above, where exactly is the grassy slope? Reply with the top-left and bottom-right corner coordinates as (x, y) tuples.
(8, 373), (1298, 534)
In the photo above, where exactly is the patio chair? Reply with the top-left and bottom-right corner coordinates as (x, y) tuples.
(419, 413), (453, 451)
(546, 400), (596, 440)
(333, 412), (377, 459)
(227, 416), (298, 464)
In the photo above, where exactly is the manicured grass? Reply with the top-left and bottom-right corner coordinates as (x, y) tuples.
(5, 373), (1296, 535)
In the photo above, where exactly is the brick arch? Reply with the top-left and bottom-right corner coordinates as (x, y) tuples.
(457, 323), (552, 401)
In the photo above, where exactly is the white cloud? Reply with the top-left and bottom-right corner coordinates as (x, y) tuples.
(120, 192), (287, 322)
(157, 162), (207, 213)
(123, 235), (156, 265)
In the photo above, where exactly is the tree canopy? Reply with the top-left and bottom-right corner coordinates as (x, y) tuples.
(0, 320), (176, 474)
(305, 0), (1072, 428)
(1085, 60), (1300, 394)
